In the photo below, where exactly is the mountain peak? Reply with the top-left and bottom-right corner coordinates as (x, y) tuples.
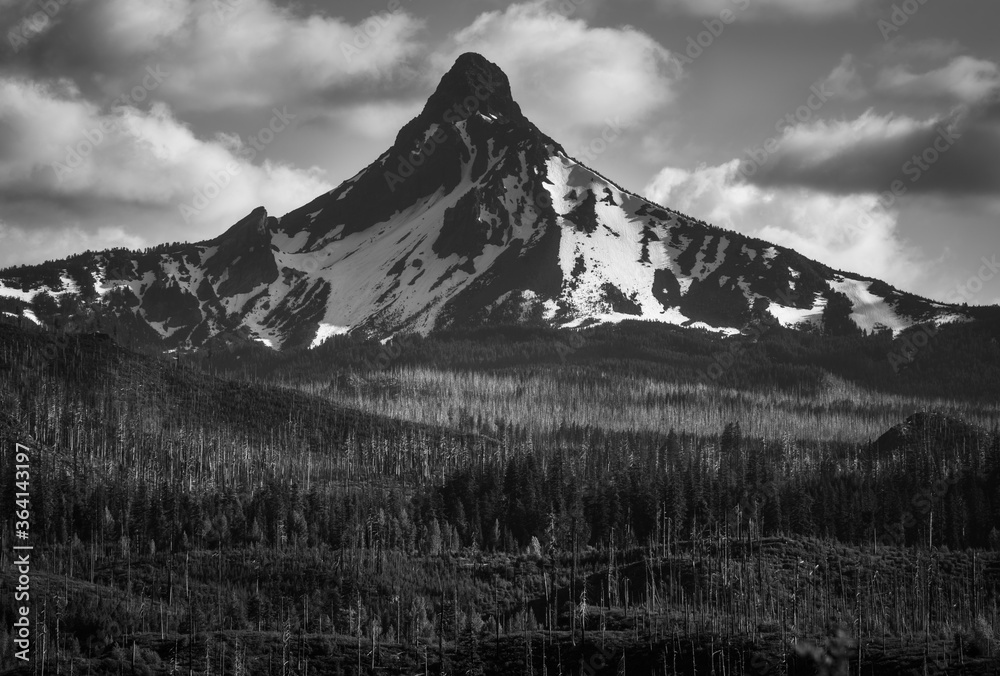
(420, 53), (525, 125)
(209, 206), (269, 245)
(4, 52), (981, 351)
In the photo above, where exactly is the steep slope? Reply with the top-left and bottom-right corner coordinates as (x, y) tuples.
(0, 54), (986, 351)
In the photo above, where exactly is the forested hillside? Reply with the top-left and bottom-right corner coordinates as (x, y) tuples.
(2, 319), (1000, 673)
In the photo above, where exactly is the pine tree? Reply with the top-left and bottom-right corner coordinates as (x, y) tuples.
(454, 625), (485, 676)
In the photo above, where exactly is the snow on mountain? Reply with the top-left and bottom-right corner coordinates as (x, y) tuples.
(828, 277), (911, 334)
(767, 293), (828, 330)
(0, 53), (982, 350)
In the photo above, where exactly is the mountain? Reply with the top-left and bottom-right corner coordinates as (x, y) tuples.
(0, 53), (987, 351)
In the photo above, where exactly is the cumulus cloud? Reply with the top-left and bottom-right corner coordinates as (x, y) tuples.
(0, 76), (331, 267)
(874, 56), (1000, 106)
(821, 54), (867, 101)
(794, 47), (1000, 197)
(644, 160), (929, 291)
(882, 38), (963, 64)
(434, 1), (681, 138)
(319, 100), (427, 141)
(749, 106), (1000, 197)
(820, 44), (1000, 108)
(658, 0), (870, 20)
(6, 0), (425, 112)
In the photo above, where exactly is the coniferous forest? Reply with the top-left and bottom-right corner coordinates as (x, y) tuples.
(2, 316), (1000, 675)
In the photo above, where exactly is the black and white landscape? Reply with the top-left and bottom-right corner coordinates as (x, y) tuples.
(1, 1), (1000, 674)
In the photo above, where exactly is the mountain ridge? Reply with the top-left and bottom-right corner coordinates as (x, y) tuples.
(0, 53), (989, 351)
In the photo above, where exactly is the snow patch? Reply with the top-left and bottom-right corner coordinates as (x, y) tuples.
(829, 277), (911, 335)
(767, 293), (827, 329)
(0, 282), (38, 303)
(311, 323), (350, 349)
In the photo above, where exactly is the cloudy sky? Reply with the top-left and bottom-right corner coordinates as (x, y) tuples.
(0, 0), (997, 305)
